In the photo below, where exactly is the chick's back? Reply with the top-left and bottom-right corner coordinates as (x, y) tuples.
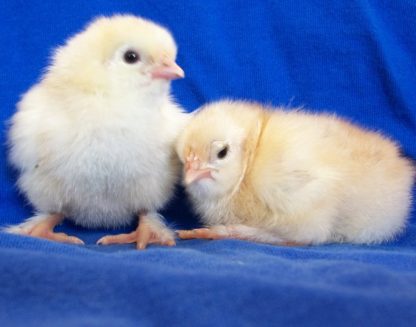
(250, 108), (414, 243)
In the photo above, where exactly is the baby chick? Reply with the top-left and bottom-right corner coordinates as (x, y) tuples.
(6, 15), (188, 249)
(176, 101), (415, 245)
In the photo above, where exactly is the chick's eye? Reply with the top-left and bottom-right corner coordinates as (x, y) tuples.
(217, 145), (229, 159)
(123, 50), (140, 64)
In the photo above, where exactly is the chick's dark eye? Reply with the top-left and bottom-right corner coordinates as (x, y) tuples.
(123, 50), (140, 64)
(217, 146), (229, 159)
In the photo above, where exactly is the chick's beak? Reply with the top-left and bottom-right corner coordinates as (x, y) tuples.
(151, 60), (184, 80)
(184, 158), (213, 185)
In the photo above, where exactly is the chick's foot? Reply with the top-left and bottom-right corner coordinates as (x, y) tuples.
(5, 213), (84, 245)
(97, 213), (176, 250)
(177, 225), (306, 246)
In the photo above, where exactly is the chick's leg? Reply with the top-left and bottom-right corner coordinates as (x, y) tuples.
(4, 213), (84, 245)
(177, 225), (306, 246)
(97, 212), (176, 250)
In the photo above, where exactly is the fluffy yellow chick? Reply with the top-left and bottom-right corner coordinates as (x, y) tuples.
(176, 101), (415, 245)
(5, 15), (188, 249)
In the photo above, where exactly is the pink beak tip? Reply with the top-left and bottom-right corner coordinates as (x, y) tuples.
(184, 168), (213, 185)
(151, 62), (185, 80)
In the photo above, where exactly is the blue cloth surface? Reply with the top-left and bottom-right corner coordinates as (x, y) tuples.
(1, 1), (415, 326)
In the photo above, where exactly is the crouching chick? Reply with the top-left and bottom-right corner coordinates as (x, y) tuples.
(176, 101), (414, 245)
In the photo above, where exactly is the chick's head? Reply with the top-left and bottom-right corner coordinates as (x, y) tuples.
(47, 15), (184, 95)
(177, 101), (262, 198)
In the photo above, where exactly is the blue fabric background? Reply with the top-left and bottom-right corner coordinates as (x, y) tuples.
(1, 1), (415, 326)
